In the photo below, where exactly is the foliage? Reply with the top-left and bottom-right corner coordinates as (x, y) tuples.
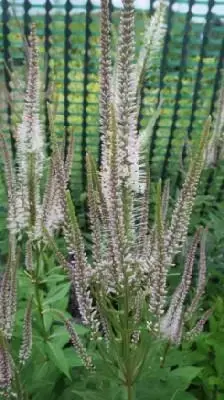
(184, 294), (224, 400)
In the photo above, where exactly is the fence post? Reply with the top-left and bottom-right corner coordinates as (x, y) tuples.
(137, 1), (155, 143)
(202, 39), (224, 199)
(81, 0), (92, 192)
(149, 0), (174, 168)
(64, 0), (72, 159)
(24, 0), (31, 37)
(44, 0), (52, 153)
(149, 0), (155, 14)
(161, 0), (195, 182)
(181, 0), (215, 169)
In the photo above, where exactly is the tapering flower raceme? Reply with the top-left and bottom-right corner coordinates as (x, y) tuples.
(161, 179), (170, 224)
(164, 117), (211, 267)
(115, 0), (139, 191)
(185, 229), (207, 320)
(86, 154), (102, 269)
(65, 318), (94, 370)
(99, 0), (112, 187)
(185, 309), (212, 341)
(0, 235), (17, 340)
(42, 108), (75, 237)
(149, 182), (167, 319)
(42, 150), (65, 236)
(55, 311), (94, 370)
(0, 134), (17, 235)
(64, 192), (96, 328)
(19, 297), (33, 365)
(0, 340), (12, 393)
(136, 0), (166, 109)
(25, 240), (34, 271)
(160, 230), (201, 344)
(15, 23), (43, 237)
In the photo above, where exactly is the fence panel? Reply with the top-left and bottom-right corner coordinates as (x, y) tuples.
(0, 0), (224, 201)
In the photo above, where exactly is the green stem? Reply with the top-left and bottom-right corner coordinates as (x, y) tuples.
(123, 272), (135, 400)
(126, 381), (135, 400)
(123, 381), (135, 400)
(160, 341), (170, 368)
(128, 384), (135, 400)
(35, 281), (48, 340)
(33, 248), (48, 341)
(14, 367), (26, 400)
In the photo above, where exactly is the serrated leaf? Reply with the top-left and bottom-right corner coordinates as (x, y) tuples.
(47, 341), (71, 380)
(171, 366), (202, 385)
(63, 347), (86, 368)
(50, 326), (70, 348)
(43, 310), (54, 331)
(43, 282), (70, 305)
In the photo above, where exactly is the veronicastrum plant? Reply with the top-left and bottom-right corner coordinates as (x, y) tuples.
(45, 0), (212, 398)
(0, 24), (75, 398)
(0, 1), (213, 399)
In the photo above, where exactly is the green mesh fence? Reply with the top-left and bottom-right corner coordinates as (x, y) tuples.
(0, 0), (224, 201)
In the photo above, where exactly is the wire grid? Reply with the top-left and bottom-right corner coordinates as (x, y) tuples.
(0, 0), (224, 201)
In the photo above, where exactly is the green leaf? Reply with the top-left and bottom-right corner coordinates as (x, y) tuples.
(50, 326), (70, 348)
(214, 345), (224, 376)
(45, 273), (67, 284)
(63, 347), (85, 368)
(136, 364), (202, 400)
(46, 341), (71, 380)
(170, 366), (202, 386)
(171, 392), (197, 400)
(43, 282), (70, 305)
(43, 311), (54, 331)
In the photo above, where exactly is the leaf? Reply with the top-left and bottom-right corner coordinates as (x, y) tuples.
(50, 326), (70, 348)
(45, 274), (67, 284)
(46, 341), (71, 380)
(24, 359), (59, 400)
(164, 347), (196, 368)
(171, 392), (197, 400)
(170, 366), (202, 386)
(214, 345), (224, 376)
(63, 347), (86, 368)
(43, 311), (54, 331)
(72, 382), (123, 400)
(71, 321), (89, 336)
(136, 365), (202, 400)
(43, 282), (70, 305)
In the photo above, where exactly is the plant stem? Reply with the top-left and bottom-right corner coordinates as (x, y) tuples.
(127, 381), (135, 400)
(123, 271), (135, 400)
(33, 248), (48, 341)
(14, 367), (25, 400)
(160, 341), (170, 368)
(35, 280), (47, 340)
(123, 381), (135, 400)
